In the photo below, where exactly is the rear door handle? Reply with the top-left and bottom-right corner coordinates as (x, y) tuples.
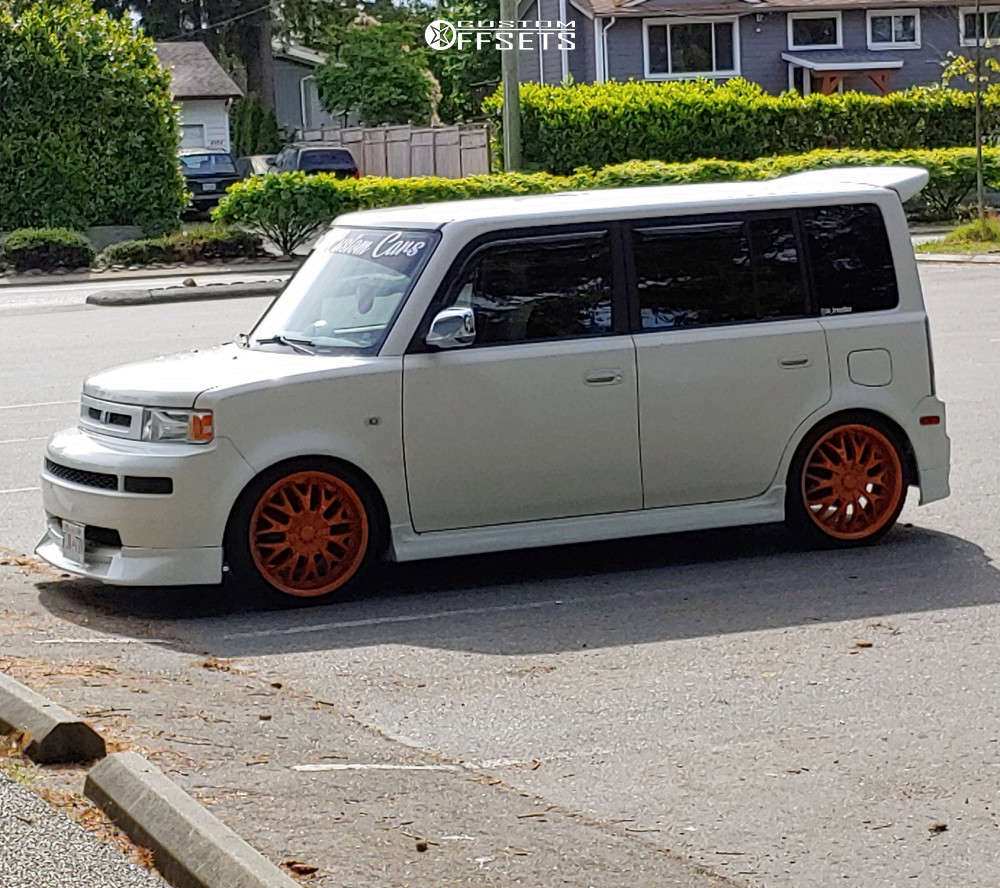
(585, 369), (623, 386)
(779, 356), (811, 368)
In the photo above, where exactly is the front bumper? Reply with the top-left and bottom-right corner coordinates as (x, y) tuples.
(35, 427), (255, 586)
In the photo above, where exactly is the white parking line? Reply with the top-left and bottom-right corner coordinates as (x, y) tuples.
(293, 763), (459, 772)
(0, 486), (40, 494)
(0, 400), (75, 411)
(0, 436), (48, 446)
(221, 590), (636, 641)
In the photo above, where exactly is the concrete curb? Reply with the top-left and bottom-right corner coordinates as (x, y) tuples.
(87, 280), (285, 307)
(915, 252), (1000, 264)
(0, 671), (106, 764)
(85, 752), (297, 888)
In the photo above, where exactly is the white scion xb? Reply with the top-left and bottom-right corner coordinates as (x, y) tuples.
(36, 167), (950, 600)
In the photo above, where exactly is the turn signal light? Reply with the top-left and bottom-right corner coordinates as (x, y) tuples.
(919, 415), (941, 426)
(190, 413), (214, 441)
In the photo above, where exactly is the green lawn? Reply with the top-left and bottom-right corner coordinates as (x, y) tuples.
(917, 217), (1000, 254)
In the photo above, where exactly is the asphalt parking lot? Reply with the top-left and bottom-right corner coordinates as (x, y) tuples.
(1, 264), (999, 887)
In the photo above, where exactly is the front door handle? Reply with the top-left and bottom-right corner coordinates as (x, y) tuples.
(779, 356), (811, 368)
(585, 369), (623, 386)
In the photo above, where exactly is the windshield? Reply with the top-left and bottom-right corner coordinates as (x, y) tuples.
(249, 226), (439, 353)
(300, 149), (355, 172)
(180, 153), (237, 175)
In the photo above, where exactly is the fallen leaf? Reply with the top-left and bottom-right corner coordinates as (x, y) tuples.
(854, 641), (874, 648)
(258, 714), (272, 721)
(282, 860), (319, 875)
(929, 822), (948, 834)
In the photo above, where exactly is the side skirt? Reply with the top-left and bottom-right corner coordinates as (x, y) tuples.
(389, 486), (787, 562)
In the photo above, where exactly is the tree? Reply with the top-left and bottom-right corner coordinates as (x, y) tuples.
(426, 0), (501, 122)
(0, 0), (187, 232)
(315, 22), (434, 125)
(942, 32), (1000, 226)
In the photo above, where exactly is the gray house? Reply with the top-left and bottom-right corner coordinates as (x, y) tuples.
(519, 0), (1000, 94)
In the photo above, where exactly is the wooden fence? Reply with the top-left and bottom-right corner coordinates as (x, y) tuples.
(292, 124), (491, 179)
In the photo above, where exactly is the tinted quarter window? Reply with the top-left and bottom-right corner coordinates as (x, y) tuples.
(453, 235), (614, 344)
(801, 204), (898, 314)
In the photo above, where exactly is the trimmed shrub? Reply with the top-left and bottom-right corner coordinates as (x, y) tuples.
(214, 147), (1000, 252)
(2, 228), (96, 271)
(231, 93), (283, 157)
(97, 228), (264, 267)
(483, 80), (1000, 174)
(0, 0), (187, 233)
(213, 170), (570, 255)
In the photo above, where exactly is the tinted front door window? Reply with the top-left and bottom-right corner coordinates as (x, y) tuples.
(451, 234), (614, 344)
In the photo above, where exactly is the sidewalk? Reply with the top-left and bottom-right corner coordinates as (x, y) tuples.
(0, 259), (301, 289)
(0, 771), (165, 888)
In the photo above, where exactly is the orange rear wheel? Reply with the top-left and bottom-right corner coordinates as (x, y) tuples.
(801, 423), (904, 541)
(248, 470), (370, 597)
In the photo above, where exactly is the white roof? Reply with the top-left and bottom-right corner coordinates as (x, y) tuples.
(335, 166), (928, 230)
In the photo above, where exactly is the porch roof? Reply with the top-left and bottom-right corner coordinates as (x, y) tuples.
(585, 0), (965, 17)
(780, 51), (905, 70)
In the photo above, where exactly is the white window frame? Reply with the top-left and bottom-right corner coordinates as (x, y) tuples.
(787, 11), (843, 50)
(179, 124), (206, 149)
(642, 16), (741, 80)
(960, 5), (1000, 45)
(867, 8), (921, 49)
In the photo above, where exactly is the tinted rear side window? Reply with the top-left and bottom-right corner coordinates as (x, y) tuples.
(299, 149), (356, 171)
(632, 215), (806, 330)
(800, 204), (898, 314)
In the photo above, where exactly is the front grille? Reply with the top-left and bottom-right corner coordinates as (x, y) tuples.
(123, 476), (173, 495)
(44, 459), (118, 491)
(85, 525), (122, 547)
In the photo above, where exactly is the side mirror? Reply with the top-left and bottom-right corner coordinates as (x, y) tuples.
(426, 307), (476, 349)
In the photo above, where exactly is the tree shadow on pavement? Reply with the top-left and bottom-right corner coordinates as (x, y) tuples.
(35, 522), (1000, 658)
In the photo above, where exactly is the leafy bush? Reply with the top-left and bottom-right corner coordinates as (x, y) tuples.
(2, 228), (96, 271)
(483, 79), (1000, 174)
(97, 228), (264, 267)
(214, 147), (1000, 252)
(0, 0), (186, 233)
(213, 169), (570, 254)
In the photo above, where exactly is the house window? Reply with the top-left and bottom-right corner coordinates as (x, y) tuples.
(788, 11), (843, 49)
(960, 6), (1000, 45)
(868, 9), (920, 48)
(643, 18), (739, 79)
(300, 76), (319, 129)
(179, 124), (206, 149)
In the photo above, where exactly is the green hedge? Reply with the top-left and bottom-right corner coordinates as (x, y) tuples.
(2, 228), (96, 272)
(0, 0), (186, 233)
(483, 79), (1000, 174)
(97, 228), (264, 267)
(214, 148), (1000, 254)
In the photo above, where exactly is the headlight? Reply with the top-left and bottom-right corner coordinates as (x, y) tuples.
(141, 409), (214, 443)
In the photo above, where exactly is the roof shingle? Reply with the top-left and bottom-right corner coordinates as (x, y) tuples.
(154, 41), (243, 100)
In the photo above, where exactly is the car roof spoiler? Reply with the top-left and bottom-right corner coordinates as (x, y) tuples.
(776, 166), (930, 203)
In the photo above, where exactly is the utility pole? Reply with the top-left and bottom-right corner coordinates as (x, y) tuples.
(499, 0), (522, 171)
(975, 0), (986, 224)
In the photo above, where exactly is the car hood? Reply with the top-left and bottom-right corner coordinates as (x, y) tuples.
(83, 343), (376, 408)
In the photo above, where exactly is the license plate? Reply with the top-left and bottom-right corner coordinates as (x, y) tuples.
(61, 520), (85, 564)
(201, 182), (217, 192)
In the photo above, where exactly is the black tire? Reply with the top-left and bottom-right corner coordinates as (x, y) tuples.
(224, 458), (385, 603)
(785, 412), (908, 549)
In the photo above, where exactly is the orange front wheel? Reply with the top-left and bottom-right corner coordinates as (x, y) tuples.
(226, 461), (380, 600)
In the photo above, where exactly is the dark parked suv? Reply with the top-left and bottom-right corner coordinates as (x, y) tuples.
(179, 150), (242, 212)
(269, 144), (359, 178)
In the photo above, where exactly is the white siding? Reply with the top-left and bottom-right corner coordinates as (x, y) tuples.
(176, 99), (231, 152)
